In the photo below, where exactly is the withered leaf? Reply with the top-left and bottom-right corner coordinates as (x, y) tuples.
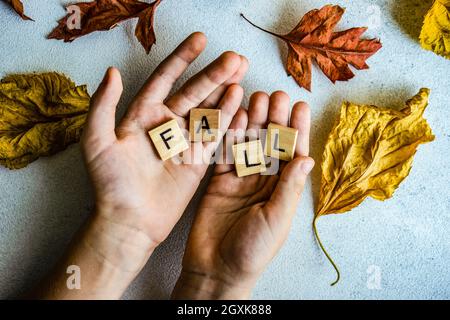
(5, 0), (33, 21)
(242, 5), (382, 91)
(135, 0), (161, 53)
(420, 0), (450, 59)
(0, 73), (90, 169)
(48, 0), (161, 54)
(314, 88), (435, 285)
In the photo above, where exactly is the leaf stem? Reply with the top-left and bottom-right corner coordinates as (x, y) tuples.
(313, 217), (341, 286)
(240, 13), (287, 42)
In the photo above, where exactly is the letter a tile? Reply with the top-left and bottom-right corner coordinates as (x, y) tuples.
(189, 109), (221, 142)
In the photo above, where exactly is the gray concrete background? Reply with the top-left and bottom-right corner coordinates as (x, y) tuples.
(0, 0), (449, 299)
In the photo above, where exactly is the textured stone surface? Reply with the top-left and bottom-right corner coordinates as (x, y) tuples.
(0, 0), (449, 299)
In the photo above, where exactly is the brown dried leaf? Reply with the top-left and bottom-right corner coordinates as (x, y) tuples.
(48, 0), (161, 54)
(5, 0), (33, 21)
(135, 0), (161, 53)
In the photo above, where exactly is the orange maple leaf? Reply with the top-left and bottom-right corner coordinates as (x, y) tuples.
(242, 5), (382, 91)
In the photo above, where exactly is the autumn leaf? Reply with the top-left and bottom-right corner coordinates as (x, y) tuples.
(241, 5), (382, 91)
(314, 88), (435, 285)
(48, 0), (161, 54)
(5, 0), (33, 20)
(420, 0), (450, 59)
(134, 0), (160, 53)
(0, 73), (90, 169)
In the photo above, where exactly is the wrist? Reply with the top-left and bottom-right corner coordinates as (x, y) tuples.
(85, 212), (157, 275)
(34, 214), (156, 300)
(172, 269), (256, 300)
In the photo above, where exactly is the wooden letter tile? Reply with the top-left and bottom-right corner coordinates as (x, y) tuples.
(189, 108), (221, 142)
(264, 123), (298, 161)
(148, 119), (189, 161)
(232, 140), (267, 177)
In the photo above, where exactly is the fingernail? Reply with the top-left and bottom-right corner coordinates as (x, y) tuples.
(301, 159), (315, 175)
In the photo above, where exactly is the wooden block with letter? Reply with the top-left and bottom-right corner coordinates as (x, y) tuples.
(232, 140), (267, 177)
(148, 119), (189, 161)
(189, 108), (221, 142)
(264, 123), (298, 161)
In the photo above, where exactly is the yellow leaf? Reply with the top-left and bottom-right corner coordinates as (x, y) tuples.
(314, 88), (435, 285)
(0, 73), (90, 169)
(420, 0), (450, 59)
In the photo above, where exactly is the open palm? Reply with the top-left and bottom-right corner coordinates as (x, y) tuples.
(81, 33), (248, 262)
(174, 91), (314, 298)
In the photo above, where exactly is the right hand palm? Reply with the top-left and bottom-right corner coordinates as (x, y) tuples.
(180, 91), (314, 289)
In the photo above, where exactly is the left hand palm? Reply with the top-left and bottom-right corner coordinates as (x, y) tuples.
(179, 91), (313, 289)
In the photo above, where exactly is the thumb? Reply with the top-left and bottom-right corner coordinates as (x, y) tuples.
(266, 156), (315, 220)
(83, 67), (123, 152)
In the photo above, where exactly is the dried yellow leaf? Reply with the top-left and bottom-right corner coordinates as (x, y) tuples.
(0, 73), (90, 169)
(315, 88), (435, 285)
(420, 0), (450, 59)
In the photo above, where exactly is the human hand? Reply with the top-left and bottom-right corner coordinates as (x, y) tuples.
(30, 33), (248, 299)
(172, 91), (314, 299)
(80, 32), (248, 275)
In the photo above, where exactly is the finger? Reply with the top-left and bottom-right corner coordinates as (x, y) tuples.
(198, 55), (249, 109)
(135, 32), (207, 103)
(290, 101), (311, 156)
(265, 156), (315, 227)
(215, 107), (248, 174)
(247, 91), (269, 140)
(201, 84), (243, 161)
(211, 84), (244, 142)
(83, 67), (122, 150)
(165, 51), (242, 117)
(201, 84), (244, 162)
(232, 108), (249, 144)
(268, 91), (290, 126)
